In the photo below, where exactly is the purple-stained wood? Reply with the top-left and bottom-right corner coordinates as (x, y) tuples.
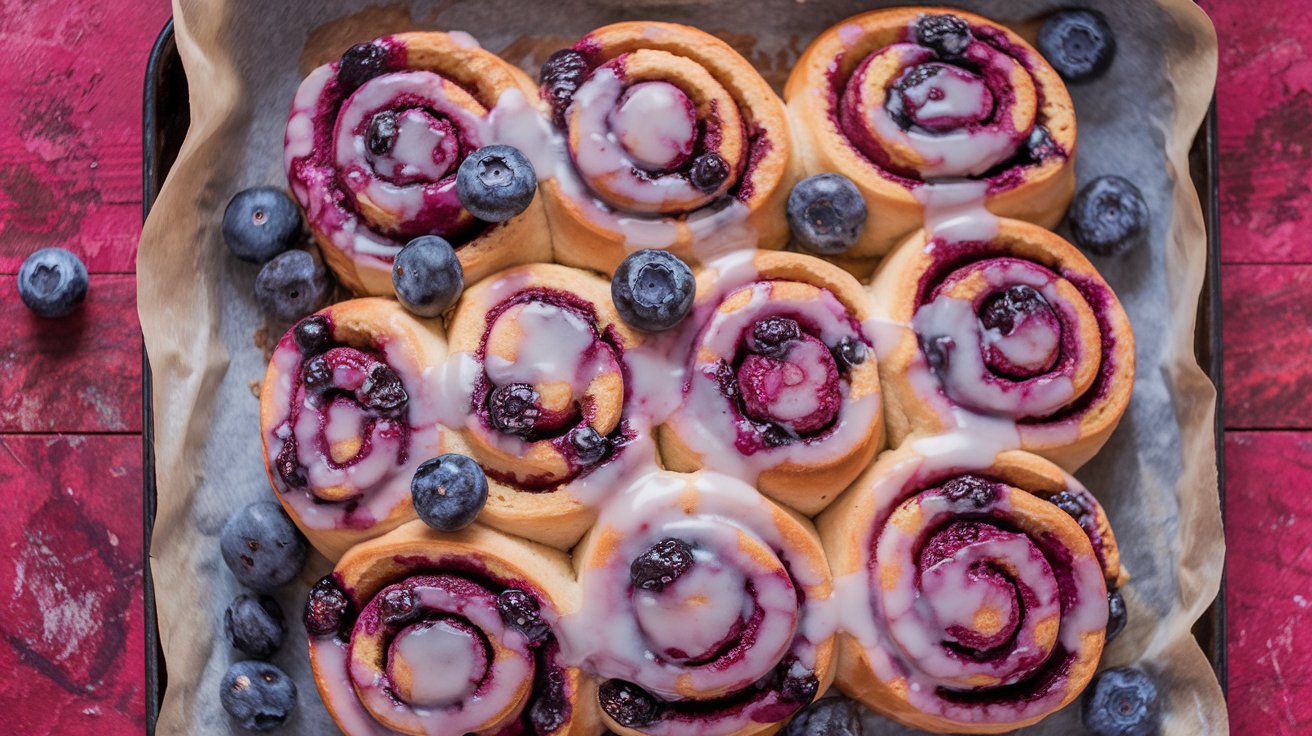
(0, 435), (144, 735)
(0, 275), (142, 433)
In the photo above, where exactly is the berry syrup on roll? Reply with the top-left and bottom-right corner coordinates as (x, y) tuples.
(565, 470), (835, 736)
(786, 8), (1077, 264)
(260, 300), (445, 560)
(434, 263), (649, 550)
(284, 33), (550, 295)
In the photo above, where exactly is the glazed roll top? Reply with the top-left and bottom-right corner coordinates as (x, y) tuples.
(285, 32), (551, 295)
(818, 447), (1121, 734)
(537, 22), (795, 274)
(786, 8), (1075, 264)
(870, 218), (1134, 471)
(567, 470), (834, 736)
(260, 299), (445, 560)
(658, 251), (883, 515)
(438, 263), (647, 550)
(306, 522), (599, 736)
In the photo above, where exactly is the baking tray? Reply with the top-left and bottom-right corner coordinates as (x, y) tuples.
(139, 17), (1227, 735)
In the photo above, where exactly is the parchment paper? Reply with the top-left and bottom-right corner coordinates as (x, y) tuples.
(139, 1), (1225, 733)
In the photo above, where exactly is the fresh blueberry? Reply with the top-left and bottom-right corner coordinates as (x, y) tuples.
(540, 49), (591, 127)
(361, 362), (408, 413)
(833, 337), (868, 370)
(611, 249), (695, 332)
(1107, 589), (1128, 642)
(292, 314), (332, 356)
(598, 679), (662, 728)
(220, 502), (308, 592)
(391, 235), (464, 318)
(220, 660), (297, 732)
(17, 248), (88, 319)
(222, 187), (301, 264)
(568, 425), (610, 465)
(1069, 175), (1149, 256)
(338, 41), (390, 90)
(255, 250), (331, 322)
(747, 317), (802, 359)
(488, 383), (542, 437)
(787, 174), (867, 256)
(304, 575), (353, 638)
(630, 538), (695, 592)
(1038, 9), (1116, 83)
(378, 586), (421, 626)
(367, 110), (398, 156)
(689, 153), (731, 192)
(456, 145), (537, 223)
(916, 13), (972, 59)
(224, 594), (287, 659)
(497, 589), (551, 645)
(941, 475), (998, 509)
(782, 696), (864, 736)
(411, 453), (489, 532)
(1081, 667), (1161, 736)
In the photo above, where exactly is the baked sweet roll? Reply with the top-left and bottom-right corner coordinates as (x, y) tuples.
(658, 251), (882, 515)
(285, 32), (551, 295)
(870, 218), (1134, 471)
(260, 299), (444, 560)
(438, 263), (646, 550)
(785, 8), (1075, 267)
(305, 521), (600, 736)
(817, 445), (1124, 734)
(568, 470), (835, 736)
(535, 22), (795, 274)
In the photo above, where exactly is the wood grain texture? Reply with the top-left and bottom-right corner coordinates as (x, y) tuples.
(0, 275), (142, 433)
(0, 435), (144, 735)
(1226, 432), (1312, 736)
(1221, 265), (1312, 429)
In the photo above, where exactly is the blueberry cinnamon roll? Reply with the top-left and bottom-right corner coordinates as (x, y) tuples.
(536, 22), (795, 275)
(658, 251), (882, 515)
(785, 8), (1075, 269)
(260, 299), (445, 559)
(285, 32), (551, 296)
(569, 470), (834, 736)
(306, 521), (601, 736)
(817, 446), (1123, 733)
(869, 218), (1133, 471)
(438, 263), (646, 550)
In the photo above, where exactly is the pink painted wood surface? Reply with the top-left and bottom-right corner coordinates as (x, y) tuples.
(0, 0), (1304, 733)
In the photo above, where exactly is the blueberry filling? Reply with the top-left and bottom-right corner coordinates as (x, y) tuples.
(779, 672), (820, 706)
(599, 679), (663, 728)
(941, 475), (999, 509)
(630, 538), (696, 592)
(747, 317), (803, 359)
(361, 363), (408, 411)
(497, 589), (552, 645)
(915, 13), (973, 59)
(977, 284), (1063, 380)
(1048, 490), (1093, 525)
(690, 152), (731, 192)
(539, 49), (592, 128)
(379, 587), (421, 626)
(293, 315), (332, 356)
(366, 110), (399, 156)
(488, 383), (543, 438)
(338, 41), (391, 90)
(304, 575), (354, 638)
(833, 336), (868, 369)
(568, 425), (610, 465)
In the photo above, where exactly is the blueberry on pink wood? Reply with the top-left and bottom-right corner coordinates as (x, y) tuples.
(630, 538), (695, 592)
(17, 247), (89, 319)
